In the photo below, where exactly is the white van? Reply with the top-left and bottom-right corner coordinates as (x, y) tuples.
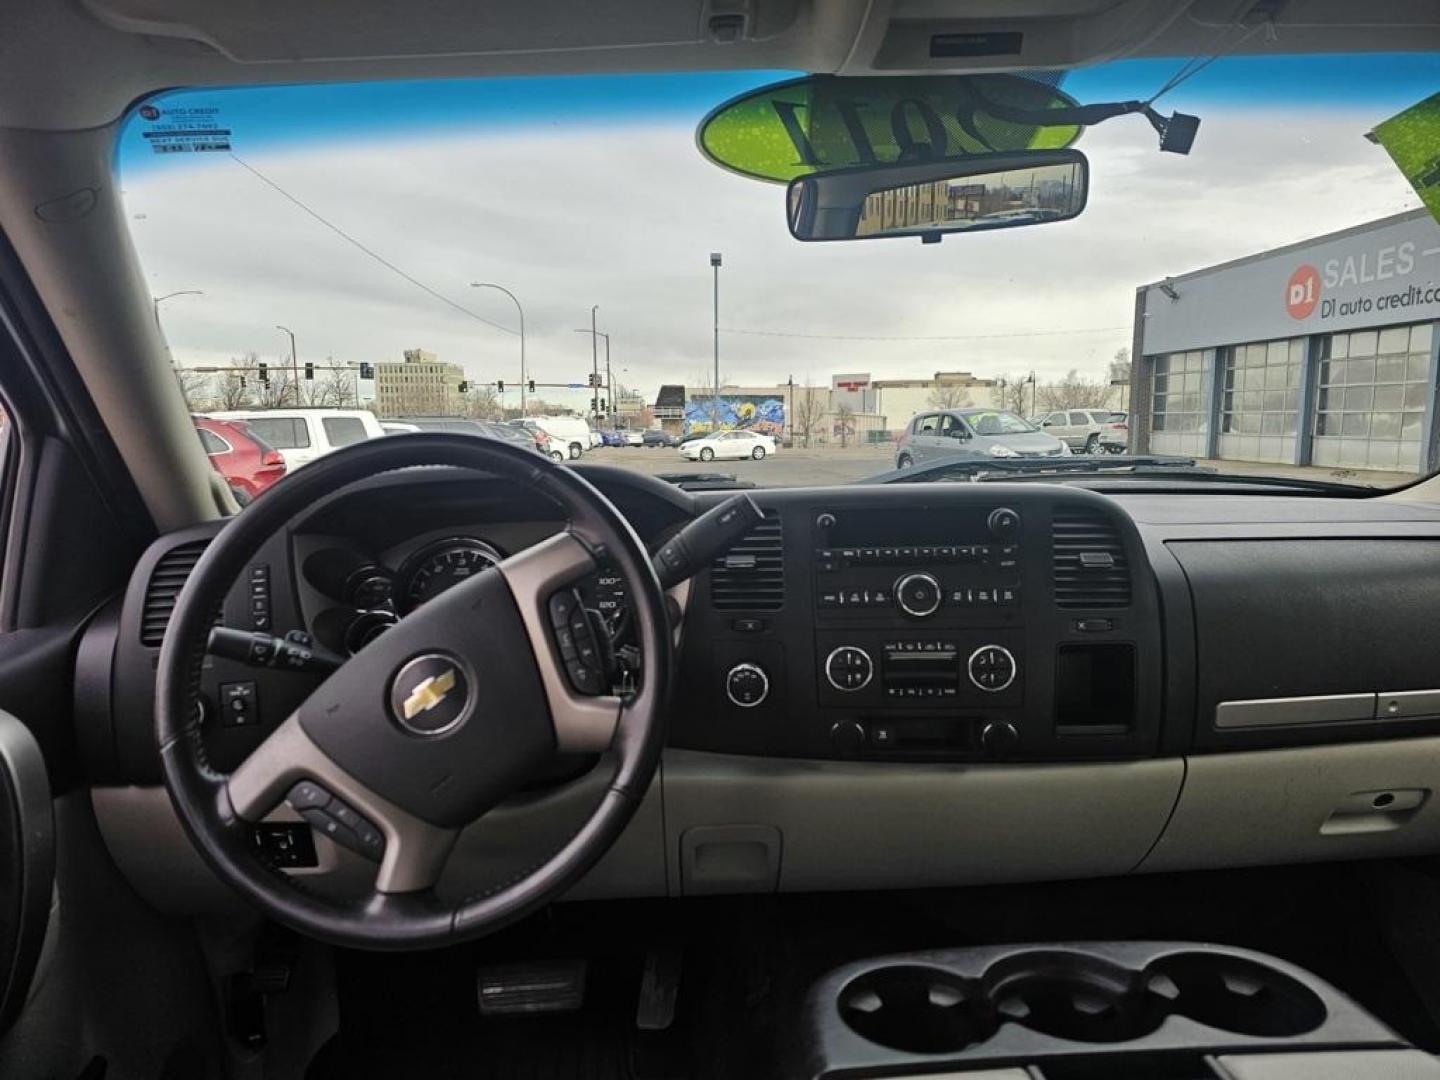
(529, 416), (591, 460)
(211, 409), (386, 470)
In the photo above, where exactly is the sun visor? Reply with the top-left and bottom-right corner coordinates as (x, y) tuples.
(79, 0), (807, 63)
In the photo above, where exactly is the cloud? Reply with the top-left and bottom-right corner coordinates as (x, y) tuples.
(126, 103), (1421, 407)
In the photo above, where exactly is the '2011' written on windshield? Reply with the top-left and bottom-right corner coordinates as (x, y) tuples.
(770, 92), (1014, 169)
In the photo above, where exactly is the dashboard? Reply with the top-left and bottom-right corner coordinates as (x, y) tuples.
(74, 465), (1440, 910)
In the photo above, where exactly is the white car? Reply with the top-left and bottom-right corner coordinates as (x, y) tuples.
(529, 416), (591, 460)
(210, 408), (386, 471)
(587, 429), (604, 449)
(679, 429), (777, 461)
(624, 430), (645, 446)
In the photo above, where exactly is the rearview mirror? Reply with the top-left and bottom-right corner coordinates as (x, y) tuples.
(947, 427), (970, 439)
(787, 150), (1087, 243)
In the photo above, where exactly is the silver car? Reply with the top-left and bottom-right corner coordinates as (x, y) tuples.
(1035, 409), (1127, 454)
(895, 408), (1069, 468)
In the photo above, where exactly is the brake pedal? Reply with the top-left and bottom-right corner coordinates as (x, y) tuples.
(476, 959), (587, 1016)
(636, 948), (682, 1031)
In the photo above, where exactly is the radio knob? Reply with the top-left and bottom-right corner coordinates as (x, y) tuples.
(981, 721), (1019, 756)
(968, 645), (1017, 692)
(988, 507), (1021, 540)
(894, 572), (942, 618)
(828, 720), (866, 753)
(824, 646), (873, 692)
(725, 663), (770, 708)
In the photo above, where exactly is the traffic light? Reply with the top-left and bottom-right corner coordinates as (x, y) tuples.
(303, 362), (314, 380)
(239, 376), (247, 389)
(527, 379), (535, 393)
(258, 362), (269, 385)
(587, 373), (601, 388)
(359, 363), (374, 380)
(459, 380), (469, 393)
(497, 380), (505, 393)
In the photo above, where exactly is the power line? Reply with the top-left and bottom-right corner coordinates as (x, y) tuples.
(229, 153), (518, 337)
(720, 325), (1129, 343)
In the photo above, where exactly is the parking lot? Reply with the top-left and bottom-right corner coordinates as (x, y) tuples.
(578, 443), (1416, 489)
(580, 444), (900, 486)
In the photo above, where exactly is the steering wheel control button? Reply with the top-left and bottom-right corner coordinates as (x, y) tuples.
(968, 645), (1017, 692)
(247, 564), (272, 630)
(389, 654), (471, 736)
(219, 681), (258, 728)
(895, 573), (942, 618)
(286, 780), (331, 811)
(825, 646), (874, 691)
(725, 663), (770, 708)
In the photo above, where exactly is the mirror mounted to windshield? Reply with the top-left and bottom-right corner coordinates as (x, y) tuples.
(787, 149), (1088, 243)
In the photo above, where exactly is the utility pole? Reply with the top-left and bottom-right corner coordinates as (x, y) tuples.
(573, 328), (613, 424)
(1028, 370), (1037, 418)
(276, 325), (298, 405)
(470, 282), (526, 416)
(787, 374), (794, 448)
(710, 252), (722, 431)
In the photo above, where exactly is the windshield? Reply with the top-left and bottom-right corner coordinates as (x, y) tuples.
(120, 53), (1440, 495)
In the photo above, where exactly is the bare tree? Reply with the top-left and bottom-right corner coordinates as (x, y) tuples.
(1037, 368), (1113, 412)
(255, 367), (295, 409)
(464, 384), (503, 420)
(926, 382), (973, 409)
(834, 402), (856, 448)
(994, 372), (1033, 416)
(791, 382), (827, 448)
(172, 366), (212, 411)
(214, 353), (257, 410)
(319, 362), (357, 408)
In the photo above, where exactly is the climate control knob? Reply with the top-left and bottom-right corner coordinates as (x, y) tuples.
(825, 646), (873, 691)
(725, 663), (770, 708)
(894, 573), (942, 618)
(968, 645), (1017, 692)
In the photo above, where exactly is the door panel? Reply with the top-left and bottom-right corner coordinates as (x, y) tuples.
(0, 709), (52, 1039)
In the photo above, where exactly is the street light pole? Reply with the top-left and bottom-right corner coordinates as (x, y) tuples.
(470, 282), (526, 415)
(710, 252), (722, 431)
(1028, 370), (1037, 418)
(152, 289), (203, 325)
(276, 325), (298, 405)
(589, 305), (600, 419)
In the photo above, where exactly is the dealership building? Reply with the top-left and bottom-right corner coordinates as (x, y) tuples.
(1128, 208), (1440, 474)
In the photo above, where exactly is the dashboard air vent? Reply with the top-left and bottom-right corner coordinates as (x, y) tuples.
(140, 540), (210, 646)
(710, 511), (784, 611)
(1052, 510), (1130, 609)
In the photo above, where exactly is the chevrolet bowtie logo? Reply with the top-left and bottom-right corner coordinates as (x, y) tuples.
(402, 668), (457, 721)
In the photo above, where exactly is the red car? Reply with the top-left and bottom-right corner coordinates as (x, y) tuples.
(193, 415), (287, 505)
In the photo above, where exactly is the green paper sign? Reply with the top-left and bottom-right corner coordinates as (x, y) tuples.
(697, 74), (1084, 184)
(1373, 91), (1440, 225)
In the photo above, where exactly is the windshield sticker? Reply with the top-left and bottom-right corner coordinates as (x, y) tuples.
(1372, 91), (1440, 224)
(697, 74), (1083, 184)
(136, 103), (233, 155)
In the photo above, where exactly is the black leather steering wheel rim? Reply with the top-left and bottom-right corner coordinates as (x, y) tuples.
(155, 434), (673, 950)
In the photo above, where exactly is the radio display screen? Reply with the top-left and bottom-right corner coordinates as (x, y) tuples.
(824, 507), (995, 547)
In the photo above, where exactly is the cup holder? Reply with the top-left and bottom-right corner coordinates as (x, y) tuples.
(835, 949), (1330, 1058)
(985, 953), (1165, 1044)
(838, 965), (996, 1053)
(1147, 953), (1326, 1038)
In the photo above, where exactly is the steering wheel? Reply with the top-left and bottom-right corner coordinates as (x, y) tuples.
(155, 435), (673, 949)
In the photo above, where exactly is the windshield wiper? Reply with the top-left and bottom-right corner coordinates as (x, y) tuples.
(655, 472), (756, 491)
(863, 455), (1373, 495)
(865, 455), (1209, 485)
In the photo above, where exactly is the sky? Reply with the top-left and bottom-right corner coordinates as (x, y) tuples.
(118, 54), (1440, 412)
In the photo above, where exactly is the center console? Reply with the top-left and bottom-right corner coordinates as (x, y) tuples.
(676, 487), (1164, 765)
(798, 942), (1438, 1080)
